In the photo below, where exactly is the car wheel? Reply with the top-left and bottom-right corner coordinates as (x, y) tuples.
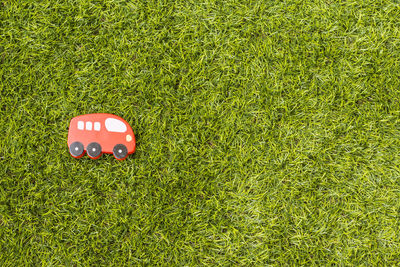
(69, 141), (84, 158)
(86, 142), (102, 159)
(113, 144), (128, 160)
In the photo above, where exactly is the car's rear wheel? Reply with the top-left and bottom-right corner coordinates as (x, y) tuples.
(87, 142), (102, 159)
(113, 144), (128, 160)
(69, 141), (84, 158)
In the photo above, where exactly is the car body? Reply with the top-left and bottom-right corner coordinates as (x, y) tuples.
(67, 113), (136, 160)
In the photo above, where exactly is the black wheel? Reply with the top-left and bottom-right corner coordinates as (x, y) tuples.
(69, 141), (84, 158)
(113, 144), (128, 160)
(86, 142), (102, 159)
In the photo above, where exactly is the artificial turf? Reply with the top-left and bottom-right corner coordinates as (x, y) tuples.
(1, 0), (400, 265)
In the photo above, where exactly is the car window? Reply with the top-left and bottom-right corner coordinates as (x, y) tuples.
(105, 118), (127, 132)
(86, 122), (92, 130)
(77, 121), (84, 130)
(94, 122), (101, 131)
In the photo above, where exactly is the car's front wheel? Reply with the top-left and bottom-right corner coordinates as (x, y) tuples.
(113, 144), (128, 160)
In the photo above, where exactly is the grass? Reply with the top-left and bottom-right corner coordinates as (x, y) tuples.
(1, 0), (400, 265)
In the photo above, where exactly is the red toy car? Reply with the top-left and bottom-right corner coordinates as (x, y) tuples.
(68, 113), (136, 160)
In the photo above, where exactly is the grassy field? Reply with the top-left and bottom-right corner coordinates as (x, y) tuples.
(1, 0), (400, 265)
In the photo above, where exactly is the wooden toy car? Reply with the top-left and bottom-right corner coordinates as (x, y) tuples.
(68, 113), (136, 160)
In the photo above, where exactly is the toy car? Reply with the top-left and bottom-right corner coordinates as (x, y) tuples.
(67, 113), (136, 160)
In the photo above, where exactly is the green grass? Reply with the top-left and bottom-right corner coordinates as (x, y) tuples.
(1, 0), (400, 265)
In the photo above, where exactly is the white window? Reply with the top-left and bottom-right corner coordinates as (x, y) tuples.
(94, 122), (101, 131)
(86, 121), (92, 130)
(77, 121), (84, 130)
(105, 118), (127, 132)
